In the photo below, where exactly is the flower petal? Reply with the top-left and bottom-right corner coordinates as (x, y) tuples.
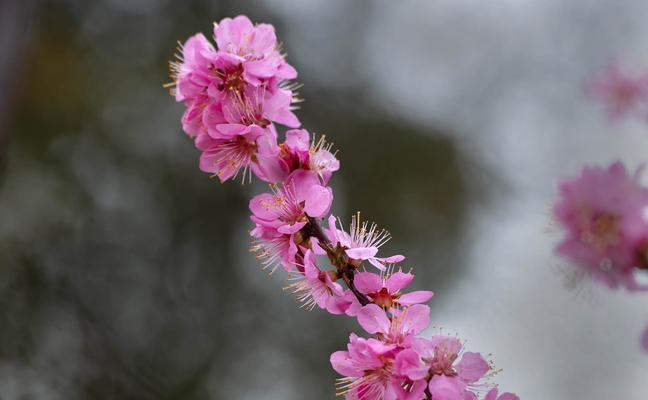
(385, 271), (414, 292)
(398, 290), (434, 306)
(400, 304), (430, 335)
(304, 185), (333, 218)
(428, 375), (465, 400)
(457, 352), (489, 383)
(354, 272), (383, 294)
(357, 304), (390, 335)
(345, 247), (379, 260)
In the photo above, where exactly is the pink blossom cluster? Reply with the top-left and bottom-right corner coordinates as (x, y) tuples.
(587, 62), (648, 121)
(553, 161), (648, 351)
(168, 15), (301, 183)
(169, 16), (519, 399)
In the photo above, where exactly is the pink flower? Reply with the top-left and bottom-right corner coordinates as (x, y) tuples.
(357, 304), (430, 346)
(330, 333), (400, 400)
(396, 335), (491, 400)
(250, 170), (333, 272)
(285, 250), (346, 314)
(327, 214), (405, 271)
(553, 162), (648, 291)
(213, 15), (297, 86)
(484, 388), (520, 400)
(354, 270), (434, 311)
(207, 16), (300, 129)
(171, 33), (217, 103)
(587, 62), (648, 120)
(198, 122), (270, 183)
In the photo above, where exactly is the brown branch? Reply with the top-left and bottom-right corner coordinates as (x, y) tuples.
(305, 216), (370, 306)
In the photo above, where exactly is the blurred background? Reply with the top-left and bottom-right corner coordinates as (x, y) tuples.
(1, 0), (648, 398)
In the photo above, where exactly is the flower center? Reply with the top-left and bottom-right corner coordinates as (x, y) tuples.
(580, 212), (619, 250)
(371, 288), (394, 308)
(427, 349), (458, 377)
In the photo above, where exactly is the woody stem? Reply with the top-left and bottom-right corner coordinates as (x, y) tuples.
(306, 216), (370, 306)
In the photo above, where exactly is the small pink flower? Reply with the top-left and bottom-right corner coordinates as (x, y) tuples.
(171, 33), (217, 103)
(587, 62), (648, 120)
(285, 250), (345, 314)
(198, 123), (269, 183)
(553, 162), (648, 291)
(327, 214), (405, 271)
(252, 129), (341, 185)
(357, 304), (430, 346)
(250, 170), (333, 272)
(484, 388), (520, 400)
(354, 270), (434, 311)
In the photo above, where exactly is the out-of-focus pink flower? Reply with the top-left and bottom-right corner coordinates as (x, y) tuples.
(330, 333), (400, 400)
(354, 270), (434, 311)
(327, 214), (405, 271)
(553, 162), (648, 291)
(250, 170), (333, 272)
(587, 62), (648, 120)
(397, 335), (491, 400)
(484, 388), (520, 400)
(641, 323), (648, 352)
(286, 250), (346, 314)
(357, 304), (429, 346)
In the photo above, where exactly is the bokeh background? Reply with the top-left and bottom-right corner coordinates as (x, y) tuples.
(1, 0), (648, 399)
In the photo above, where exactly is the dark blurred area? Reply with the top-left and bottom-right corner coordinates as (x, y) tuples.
(0, 1), (473, 398)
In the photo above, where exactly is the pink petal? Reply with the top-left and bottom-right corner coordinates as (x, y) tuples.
(274, 108), (301, 128)
(288, 170), (320, 202)
(264, 89), (300, 128)
(357, 304), (390, 335)
(330, 351), (362, 377)
(381, 255), (405, 263)
(250, 23), (276, 56)
(277, 221), (307, 235)
(215, 15), (254, 53)
(368, 257), (387, 271)
(385, 272), (414, 292)
(393, 349), (427, 380)
(400, 304), (430, 335)
(427, 375), (465, 400)
(215, 123), (249, 138)
(343, 290), (362, 317)
(244, 60), (277, 79)
(354, 272), (383, 294)
(457, 352), (489, 383)
(277, 62), (298, 80)
(398, 290), (434, 306)
(249, 193), (279, 220)
(345, 247), (379, 260)
(485, 388), (499, 400)
(327, 215), (340, 245)
(285, 129), (310, 152)
(499, 393), (520, 400)
(304, 185), (333, 218)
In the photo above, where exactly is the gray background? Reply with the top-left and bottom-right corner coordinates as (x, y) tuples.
(0, 0), (647, 399)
